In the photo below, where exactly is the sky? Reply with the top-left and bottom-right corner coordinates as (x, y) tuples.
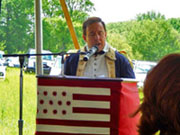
(90, 0), (180, 23)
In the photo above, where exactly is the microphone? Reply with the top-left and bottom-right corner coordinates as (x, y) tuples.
(83, 45), (99, 61)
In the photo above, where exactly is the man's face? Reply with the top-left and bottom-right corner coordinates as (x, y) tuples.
(83, 22), (107, 52)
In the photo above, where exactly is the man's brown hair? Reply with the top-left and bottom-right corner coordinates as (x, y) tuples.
(82, 17), (106, 36)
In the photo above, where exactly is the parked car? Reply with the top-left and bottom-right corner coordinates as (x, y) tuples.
(133, 60), (157, 87)
(0, 50), (6, 65)
(0, 61), (6, 79)
(6, 57), (20, 67)
(24, 48), (54, 74)
(49, 56), (62, 75)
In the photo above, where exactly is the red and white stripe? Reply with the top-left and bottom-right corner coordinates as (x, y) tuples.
(36, 86), (111, 135)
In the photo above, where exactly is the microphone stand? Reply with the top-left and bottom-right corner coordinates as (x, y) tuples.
(61, 53), (65, 76)
(18, 56), (25, 135)
(3, 51), (86, 135)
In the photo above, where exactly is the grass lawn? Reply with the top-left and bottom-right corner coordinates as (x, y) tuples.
(0, 67), (144, 135)
(0, 67), (37, 135)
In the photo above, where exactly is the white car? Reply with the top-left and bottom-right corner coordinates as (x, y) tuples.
(0, 61), (6, 79)
(133, 60), (157, 87)
(25, 48), (54, 74)
(6, 57), (20, 67)
(0, 50), (6, 65)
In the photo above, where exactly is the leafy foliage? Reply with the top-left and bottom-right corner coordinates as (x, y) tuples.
(107, 32), (134, 59)
(126, 19), (180, 61)
(43, 17), (85, 52)
(107, 14), (180, 61)
(168, 18), (180, 33)
(136, 11), (165, 21)
(41, 0), (94, 52)
(0, 0), (34, 53)
(0, 0), (94, 54)
(42, 0), (94, 22)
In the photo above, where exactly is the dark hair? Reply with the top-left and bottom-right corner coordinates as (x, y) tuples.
(82, 17), (106, 36)
(134, 53), (180, 135)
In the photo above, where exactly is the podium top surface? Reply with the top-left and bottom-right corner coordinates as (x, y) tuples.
(37, 75), (137, 83)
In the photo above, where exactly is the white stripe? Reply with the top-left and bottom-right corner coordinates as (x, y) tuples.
(36, 124), (110, 134)
(37, 112), (110, 121)
(37, 86), (111, 121)
(38, 86), (111, 95)
(73, 100), (110, 108)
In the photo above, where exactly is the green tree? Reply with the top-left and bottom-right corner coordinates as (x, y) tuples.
(168, 18), (180, 33)
(0, 0), (95, 53)
(43, 17), (85, 52)
(136, 11), (165, 21)
(126, 19), (180, 61)
(107, 14), (180, 61)
(107, 21), (142, 59)
(42, 0), (95, 52)
(42, 0), (94, 22)
(0, 0), (34, 53)
(107, 32), (134, 59)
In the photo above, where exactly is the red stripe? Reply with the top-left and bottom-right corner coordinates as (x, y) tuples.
(73, 94), (111, 101)
(38, 78), (122, 88)
(36, 119), (110, 127)
(73, 107), (110, 114)
(109, 87), (121, 135)
(36, 132), (109, 135)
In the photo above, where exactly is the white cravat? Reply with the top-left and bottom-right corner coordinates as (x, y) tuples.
(83, 43), (109, 78)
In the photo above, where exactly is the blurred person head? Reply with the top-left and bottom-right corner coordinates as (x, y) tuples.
(134, 53), (180, 135)
(82, 17), (107, 52)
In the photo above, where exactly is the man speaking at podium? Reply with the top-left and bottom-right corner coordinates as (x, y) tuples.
(64, 17), (135, 78)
